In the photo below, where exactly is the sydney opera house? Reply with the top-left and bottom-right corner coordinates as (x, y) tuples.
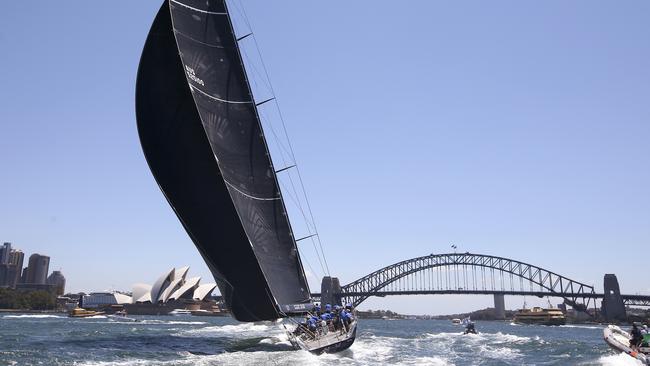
(131, 266), (216, 304)
(82, 267), (217, 312)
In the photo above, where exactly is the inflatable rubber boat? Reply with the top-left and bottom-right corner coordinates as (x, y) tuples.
(603, 324), (650, 364)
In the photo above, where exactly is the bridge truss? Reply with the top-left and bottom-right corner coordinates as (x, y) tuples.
(339, 253), (597, 312)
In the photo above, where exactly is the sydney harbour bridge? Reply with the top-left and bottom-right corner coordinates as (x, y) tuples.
(312, 252), (650, 321)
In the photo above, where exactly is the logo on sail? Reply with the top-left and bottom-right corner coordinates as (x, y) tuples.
(184, 65), (204, 86)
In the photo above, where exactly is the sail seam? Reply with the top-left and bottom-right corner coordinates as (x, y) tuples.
(189, 84), (253, 104)
(223, 179), (280, 201)
(170, 0), (227, 15)
(173, 29), (226, 49)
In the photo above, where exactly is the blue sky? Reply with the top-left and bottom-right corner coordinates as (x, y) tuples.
(0, 1), (648, 315)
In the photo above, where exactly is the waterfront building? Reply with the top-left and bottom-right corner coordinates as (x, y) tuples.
(0, 246), (24, 288)
(24, 254), (50, 285)
(46, 270), (66, 295)
(168, 277), (201, 301)
(0, 242), (11, 265)
(82, 292), (132, 308)
(132, 267), (216, 304)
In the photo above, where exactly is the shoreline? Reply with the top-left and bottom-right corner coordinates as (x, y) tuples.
(0, 309), (65, 314)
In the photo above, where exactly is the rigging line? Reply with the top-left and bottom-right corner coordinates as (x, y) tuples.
(262, 112), (297, 170)
(240, 46), (274, 96)
(299, 250), (320, 286)
(236, 0), (330, 276)
(278, 179), (325, 275)
(265, 117), (317, 235)
(261, 106), (317, 238)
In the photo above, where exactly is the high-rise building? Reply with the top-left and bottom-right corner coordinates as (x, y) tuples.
(0, 245), (24, 288)
(20, 267), (28, 284)
(0, 242), (11, 265)
(46, 270), (66, 295)
(25, 254), (50, 285)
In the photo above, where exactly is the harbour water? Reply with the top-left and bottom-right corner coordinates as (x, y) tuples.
(0, 314), (640, 365)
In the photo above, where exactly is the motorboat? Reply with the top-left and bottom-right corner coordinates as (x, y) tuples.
(68, 308), (105, 318)
(603, 324), (650, 364)
(107, 310), (139, 322)
(169, 309), (191, 316)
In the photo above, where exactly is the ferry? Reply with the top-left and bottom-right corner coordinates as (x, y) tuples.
(68, 308), (105, 318)
(513, 306), (565, 326)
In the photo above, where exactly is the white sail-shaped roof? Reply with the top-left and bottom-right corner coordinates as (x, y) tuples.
(173, 266), (190, 282)
(160, 277), (183, 303)
(150, 268), (174, 303)
(193, 283), (216, 301)
(132, 283), (152, 304)
(168, 276), (201, 301)
(114, 293), (133, 304)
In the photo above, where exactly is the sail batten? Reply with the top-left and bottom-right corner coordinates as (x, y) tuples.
(189, 85), (254, 104)
(136, 0), (312, 321)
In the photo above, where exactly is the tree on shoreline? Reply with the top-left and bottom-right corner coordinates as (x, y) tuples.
(0, 288), (56, 310)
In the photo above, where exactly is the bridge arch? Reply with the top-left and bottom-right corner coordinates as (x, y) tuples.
(339, 253), (596, 311)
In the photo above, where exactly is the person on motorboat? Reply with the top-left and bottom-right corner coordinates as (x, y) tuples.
(464, 322), (477, 334)
(630, 323), (643, 349)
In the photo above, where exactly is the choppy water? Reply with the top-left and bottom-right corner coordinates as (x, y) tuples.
(0, 313), (641, 365)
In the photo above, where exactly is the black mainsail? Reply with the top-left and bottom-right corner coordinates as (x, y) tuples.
(136, 0), (312, 321)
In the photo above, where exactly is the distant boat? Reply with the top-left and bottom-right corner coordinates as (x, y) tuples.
(513, 307), (565, 326)
(68, 308), (105, 318)
(452, 318), (462, 325)
(169, 309), (191, 316)
(107, 310), (139, 322)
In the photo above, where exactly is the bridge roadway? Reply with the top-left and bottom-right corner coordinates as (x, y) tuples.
(311, 290), (650, 305)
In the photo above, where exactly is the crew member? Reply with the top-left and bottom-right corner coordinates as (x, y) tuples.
(631, 323), (643, 349)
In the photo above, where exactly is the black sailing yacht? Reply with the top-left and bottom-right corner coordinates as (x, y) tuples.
(135, 0), (356, 353)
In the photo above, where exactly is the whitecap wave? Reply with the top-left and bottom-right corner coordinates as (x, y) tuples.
(175, 322), (285, 339)
(75, 350), (317, 366)
(140, 320), (207, 325)
(2, 314), (63, 319)
(596, 353), (644, 365)
(560, 324), (603, 330)
(394, 356), (452, 365)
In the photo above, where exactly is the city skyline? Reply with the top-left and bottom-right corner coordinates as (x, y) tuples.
(1, 1), (648, 315)
(0, 242), (66, 296)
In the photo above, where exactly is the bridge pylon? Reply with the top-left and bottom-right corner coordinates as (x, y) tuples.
(320, 276), (342, 306)
(602, 274), (626, 322)
(494, 294), (506, 319)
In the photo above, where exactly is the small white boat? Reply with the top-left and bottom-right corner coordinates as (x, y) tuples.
(603, 325), (650, 364)
(169, 309), (191, 316)
(107, 311), (139, 322)
(452, 318), (461, 325)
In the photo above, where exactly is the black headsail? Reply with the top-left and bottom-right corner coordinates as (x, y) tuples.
(136, 0), (312, 321)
